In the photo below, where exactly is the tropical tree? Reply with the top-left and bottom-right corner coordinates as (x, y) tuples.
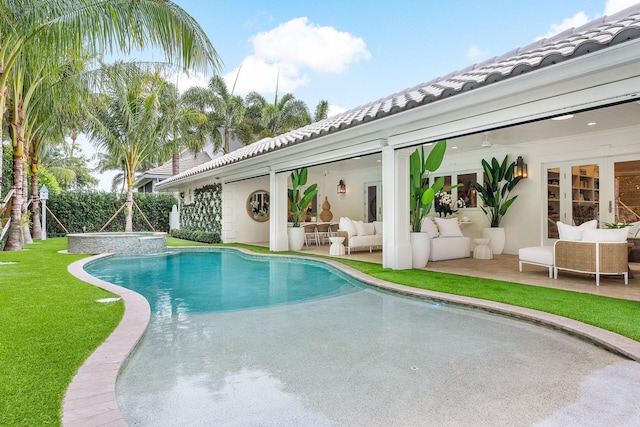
(181, 75), (250, 154)
(244, 91), (311, 141)
(157, 80), (208, 175)
(84, 63), (167, 232)
(0, 0), (221, 250)
(314, 100), (329, 122)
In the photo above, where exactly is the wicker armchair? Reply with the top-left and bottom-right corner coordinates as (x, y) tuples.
(554, 240), (629, 286)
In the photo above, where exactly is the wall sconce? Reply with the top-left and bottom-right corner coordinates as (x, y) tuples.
(515, 156), (528, 179)
(337, 179), (346, 194)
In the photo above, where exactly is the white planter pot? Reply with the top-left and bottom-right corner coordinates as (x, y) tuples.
(410, 232), (431, 268)
(482, 227), (506, 255)
(288, 227), (305, 251)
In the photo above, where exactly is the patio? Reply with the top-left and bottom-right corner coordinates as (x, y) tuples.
(294, 244), (640, 302)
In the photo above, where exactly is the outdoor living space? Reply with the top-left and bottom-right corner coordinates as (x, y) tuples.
(296, 243), (640, 301)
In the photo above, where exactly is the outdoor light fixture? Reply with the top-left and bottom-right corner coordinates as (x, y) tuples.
(515, 156), (528, 179)
(337, 179), (346, 194)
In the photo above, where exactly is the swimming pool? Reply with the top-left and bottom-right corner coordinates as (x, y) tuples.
(85, 249), (640, 426)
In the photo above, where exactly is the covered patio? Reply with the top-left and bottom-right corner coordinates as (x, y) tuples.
(284, 242), (640, 301)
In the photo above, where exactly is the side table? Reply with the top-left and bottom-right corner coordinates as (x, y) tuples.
(329, 236), (345, 256)
(473, 238), (493, 260)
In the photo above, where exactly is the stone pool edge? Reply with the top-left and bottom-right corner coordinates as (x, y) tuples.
(62, 247), (640, 426)
(63, 254), (150, 427)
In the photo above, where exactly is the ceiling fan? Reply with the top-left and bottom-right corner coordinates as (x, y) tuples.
(480, 132), (493, 148)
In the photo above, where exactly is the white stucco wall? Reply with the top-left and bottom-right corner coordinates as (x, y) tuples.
(222, 176), (270, 244)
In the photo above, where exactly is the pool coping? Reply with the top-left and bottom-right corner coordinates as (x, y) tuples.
(62, 247), (640, 426)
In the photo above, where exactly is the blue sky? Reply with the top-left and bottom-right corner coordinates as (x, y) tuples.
(89, 0), (639, 190)
(169, 0), (639, 116)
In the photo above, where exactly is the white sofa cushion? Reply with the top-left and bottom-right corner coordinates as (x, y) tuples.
(429, 236), (470, 261)
(627, 221), (640, 238)
(557, 219), (597, 241)
(354, 220), (375, 236)
(420, 218), (439, 238)
(582, 228), (628, 242)
(434, 217), (463, 237)
(373, 221), (383, 235)
(519, 246), (554, 266)
(339, 217), (357, 236)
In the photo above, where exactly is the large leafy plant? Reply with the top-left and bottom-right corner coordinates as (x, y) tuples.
(410, 140), (452, 232)
(288, 167), (318, 227)
(472, 155), (522, 228)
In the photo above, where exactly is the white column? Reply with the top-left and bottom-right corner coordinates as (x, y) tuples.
(270, 170), (289, 251)
(382, 146), (412, 270)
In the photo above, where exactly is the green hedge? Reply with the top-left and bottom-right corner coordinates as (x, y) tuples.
(180, 184), (222, 234)
(46, 192), (177, 237)
(169, 228), (221, 244)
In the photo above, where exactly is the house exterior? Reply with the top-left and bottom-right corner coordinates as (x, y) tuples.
(134, 151), (212, 193)
(156, 5), (640, 270)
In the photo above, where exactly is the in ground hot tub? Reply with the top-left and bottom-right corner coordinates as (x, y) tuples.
(67, 232), (167, 254)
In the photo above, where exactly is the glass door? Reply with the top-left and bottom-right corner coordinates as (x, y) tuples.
(364, 181), (382, 222)
(612, 159), (640, 224)
(571, 164), (599, 225)
(544, 160), (601, 243)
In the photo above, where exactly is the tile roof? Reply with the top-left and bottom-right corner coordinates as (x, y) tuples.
(159, 4), (640, 187)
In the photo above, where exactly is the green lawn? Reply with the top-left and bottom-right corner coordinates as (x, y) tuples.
(2, 237), (639, 426)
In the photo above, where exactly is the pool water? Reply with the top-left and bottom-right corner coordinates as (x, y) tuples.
(86, 249), (640, 426)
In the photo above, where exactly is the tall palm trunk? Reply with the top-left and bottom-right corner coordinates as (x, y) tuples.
(30, 155), (41, 239)
(125, 183), (134, 232)
(21, 155), (33, 244)
(5, 142), (24, 251)
(0, 88), (5, 197)
(172, 149), (180, 175)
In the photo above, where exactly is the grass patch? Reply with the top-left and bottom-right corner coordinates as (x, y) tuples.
(3, 238), (640, 425)
(0, 239), (123, 426)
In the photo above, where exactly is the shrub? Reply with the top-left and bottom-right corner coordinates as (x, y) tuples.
(170, 228), (221, 244)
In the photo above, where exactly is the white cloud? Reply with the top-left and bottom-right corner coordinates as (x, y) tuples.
(250, 17), (370, 74)
(224, 17), (370, 96)
(604, 0), (640, 15)
(170, 70), (208, 93)
(536, 11), (590, 40)
(466, 45), (488, 60)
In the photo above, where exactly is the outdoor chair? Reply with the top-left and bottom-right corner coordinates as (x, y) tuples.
(303, 223), (319, 246)
(315, 223), (331, 245)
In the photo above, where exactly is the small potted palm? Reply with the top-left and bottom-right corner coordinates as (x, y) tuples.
(471, 155), (522, 254)
(288, 167), (318, 251)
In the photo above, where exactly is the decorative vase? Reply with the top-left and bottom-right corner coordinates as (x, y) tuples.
(288, 227), (305, 251)
(410, 232), (431, 268)
(482, 227), (505, 255)
(319, 196), (333, 222)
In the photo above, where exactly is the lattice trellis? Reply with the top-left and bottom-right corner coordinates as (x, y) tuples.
(180, 184), (222, 234)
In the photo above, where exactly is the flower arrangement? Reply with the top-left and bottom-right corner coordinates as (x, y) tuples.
(434, 192), (466, 217)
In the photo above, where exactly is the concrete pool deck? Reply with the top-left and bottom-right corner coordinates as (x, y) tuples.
(62, 248), (640, 426)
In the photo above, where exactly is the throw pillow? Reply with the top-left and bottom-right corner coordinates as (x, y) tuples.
(354, 220), (370, 236)
(420, 218), (439, 238)
(373, 221), (383, 235)
(557, 220), (597, 241)
(582, 228), (628, 242)
(627, 221), (640, 238)
(434, 217), (463, 237)
(363, 222), (375, 235)
(339, 217), (357, 236)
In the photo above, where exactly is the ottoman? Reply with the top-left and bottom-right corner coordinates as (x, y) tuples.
(518, 246), (554, 278)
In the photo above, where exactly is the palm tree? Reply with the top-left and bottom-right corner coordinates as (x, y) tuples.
(157, 80), (208, 175)
(0, 0), (221, 251)
(181, 75), (249, 154)
(85, 63), (167, 232)
(314, 100), (329, 122)
(244, 91), (311, 141)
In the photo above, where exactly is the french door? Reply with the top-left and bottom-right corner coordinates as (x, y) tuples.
(544, 156), (640, 243)
(364, 181), (382, 222)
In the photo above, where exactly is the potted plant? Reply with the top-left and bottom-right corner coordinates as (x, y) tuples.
(288, 167), (318, 251)
(409, 140), (449, 268)
(471, 155), (522, 254)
